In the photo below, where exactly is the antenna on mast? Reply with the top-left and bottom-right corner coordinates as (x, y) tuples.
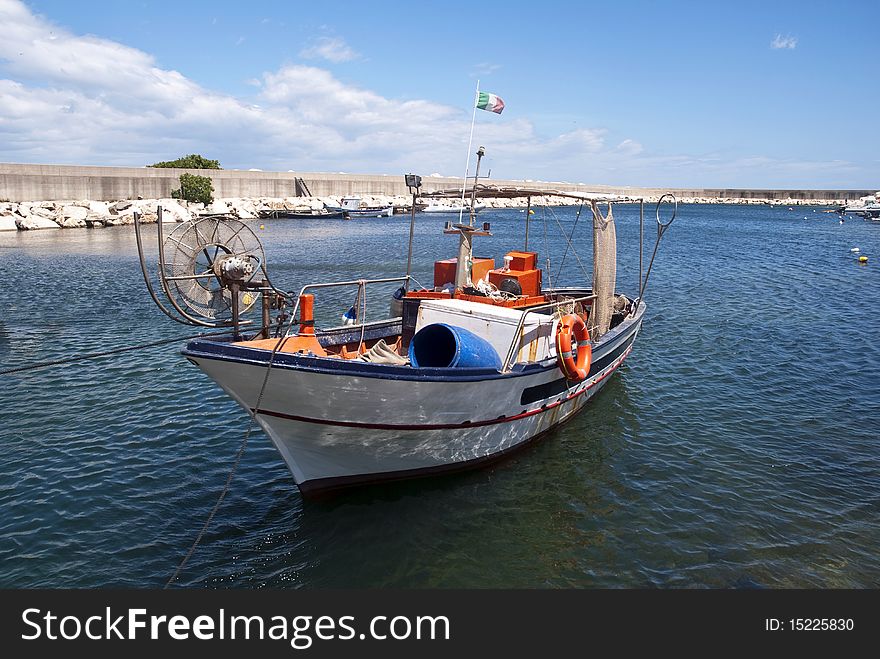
(459, 80), (480, 225)
(445, 145), (491, 289)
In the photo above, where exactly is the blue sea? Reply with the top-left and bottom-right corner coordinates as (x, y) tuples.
(1, 203), (878, 588)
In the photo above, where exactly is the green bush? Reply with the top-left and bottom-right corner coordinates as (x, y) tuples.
(172, 173), (214, 205)
(150, 154), (221, 169)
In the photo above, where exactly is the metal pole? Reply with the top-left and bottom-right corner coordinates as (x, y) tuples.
(469, 147), (484, 227)
(455, 230), (473, 289)
(261, 279), (270, 339)
(639, 198), (644, 297)
(230, 282), (241, 341)
(524, 196), (531, 250)
(459, 80), (480, 226)
(405, 192), (417, 288)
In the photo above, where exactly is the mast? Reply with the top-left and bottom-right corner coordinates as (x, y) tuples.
(449, 146), (490, 289)
(468, 146), (484, 227)
(459, 80), (480, 226)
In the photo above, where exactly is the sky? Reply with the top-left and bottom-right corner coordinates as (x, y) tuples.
(0, 0), (877, 188)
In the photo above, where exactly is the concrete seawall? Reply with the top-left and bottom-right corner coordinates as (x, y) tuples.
(0, 162), (873, 203)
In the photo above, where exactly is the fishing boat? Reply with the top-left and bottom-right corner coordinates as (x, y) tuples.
(260, 208), (348, 220)
(841, 193), (880, 219)
(324, 195), (394, 218)
(419, 201), (487, 214)
(134, 149), (675, 496)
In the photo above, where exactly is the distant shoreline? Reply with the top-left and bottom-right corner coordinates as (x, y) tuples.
(0, 194), (853, 232)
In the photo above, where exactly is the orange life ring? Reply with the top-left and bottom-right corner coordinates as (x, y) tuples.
(555, 313), (592, 381)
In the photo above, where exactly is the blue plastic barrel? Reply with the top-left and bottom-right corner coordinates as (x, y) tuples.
(408, 323), (502, 369)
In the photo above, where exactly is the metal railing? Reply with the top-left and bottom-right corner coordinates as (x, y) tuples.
(285, 275), (410, 336)
(500, 294), (596, 372)
(635, 193), (677, 309)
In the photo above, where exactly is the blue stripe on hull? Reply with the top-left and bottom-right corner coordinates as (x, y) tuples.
(183, 304), (644, 384)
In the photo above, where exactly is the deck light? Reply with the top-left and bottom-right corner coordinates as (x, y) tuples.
(405, 174), (422, 193)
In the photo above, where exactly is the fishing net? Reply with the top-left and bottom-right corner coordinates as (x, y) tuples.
(162, 216), (264, 320)
(590, 201), (617, 339)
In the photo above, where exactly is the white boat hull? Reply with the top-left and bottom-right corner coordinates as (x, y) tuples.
(421, 203), (486, 214)
(184, 305), (643, 494)
(325, 205), (394, 217)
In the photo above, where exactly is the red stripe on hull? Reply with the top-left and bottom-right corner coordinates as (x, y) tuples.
(254, 348), (630, 431)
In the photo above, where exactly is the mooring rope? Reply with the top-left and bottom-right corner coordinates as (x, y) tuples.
(541, 198), (553, 292)
(554, 201), (587, 282)
(164, 327), (294, 587)
(0, 330), (234, 376)
(549, 205), (592, 285)
(0, 322), (280, 587)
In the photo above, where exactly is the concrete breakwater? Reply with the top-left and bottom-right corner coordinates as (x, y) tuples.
(0, 195), (401, 231)
(0, 191), (854, 232)
(1, 162), (874, 202)
(0, 162), (872, 231)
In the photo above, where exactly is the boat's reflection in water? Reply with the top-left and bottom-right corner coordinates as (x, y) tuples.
(204, 373), (637, 587)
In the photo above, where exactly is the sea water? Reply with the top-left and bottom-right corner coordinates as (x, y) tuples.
(0, 204), (878, 587)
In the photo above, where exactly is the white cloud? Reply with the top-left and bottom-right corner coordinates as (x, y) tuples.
(771, 34), (797, 49)
(299, 36), (360, 63)
(0, 1), (862, 187)
(472, 62), (501, 76)
(616, 139), (643, 156)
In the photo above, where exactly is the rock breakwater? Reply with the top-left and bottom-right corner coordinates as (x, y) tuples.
(0, 192), (853, 232)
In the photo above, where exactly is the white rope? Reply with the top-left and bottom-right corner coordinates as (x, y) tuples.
(358, 280), (367, 352)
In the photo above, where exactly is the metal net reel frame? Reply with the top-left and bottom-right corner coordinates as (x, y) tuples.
(161, 215), (266, 323)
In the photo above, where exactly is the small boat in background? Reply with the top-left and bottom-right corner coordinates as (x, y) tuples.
(261, 208), (347, 220)
(419, 201), (486, 214)
(325, 196), (394, 218)
(841, 192), (880, 219)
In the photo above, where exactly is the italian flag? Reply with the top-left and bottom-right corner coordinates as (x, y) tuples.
(476, 91), (505, 114)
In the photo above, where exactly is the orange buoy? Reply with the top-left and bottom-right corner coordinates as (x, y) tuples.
(555, 314), (592, 381)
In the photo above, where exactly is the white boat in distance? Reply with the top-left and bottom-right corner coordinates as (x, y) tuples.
(840, 192), (880, 219)
(134, 150), (675, 496)
(324, 195), (394, 217)
(842, 203), (880, 219)
(420, 201), (486, 213)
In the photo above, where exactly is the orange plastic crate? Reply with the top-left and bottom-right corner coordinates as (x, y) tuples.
(488, 268), (542, 297)
(433, 257), (495, 288)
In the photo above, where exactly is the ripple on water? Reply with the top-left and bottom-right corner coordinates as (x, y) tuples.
(1, 206), (879, 588)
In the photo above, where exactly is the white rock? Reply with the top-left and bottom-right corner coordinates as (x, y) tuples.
(61, 216), (87, 228)
(0, 214), (18, 231)
(106, 207), (137, 226)
(106, 215), (136, 226)
(16, 215), (60, 230)
(157, 199), (190, 223)
(133, 199), (159, 214)
(88, 200), (110, 216)
(61, 205), (88, 221)
(206, 200), (230, 215)
(227, 198), (257, 219)
(31, 206), (56, 219)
